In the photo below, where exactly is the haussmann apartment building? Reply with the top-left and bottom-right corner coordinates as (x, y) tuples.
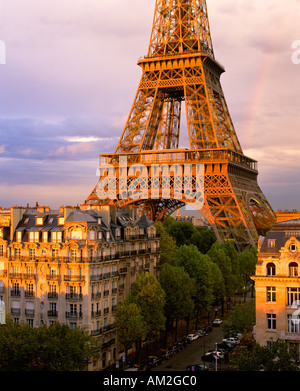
(0, 204), (160, 370)
(252, 218), (300, 350)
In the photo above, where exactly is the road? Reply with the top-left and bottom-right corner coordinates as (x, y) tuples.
(151, 325), (227, 371)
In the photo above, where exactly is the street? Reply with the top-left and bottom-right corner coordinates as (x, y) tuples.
(151, 325), (227, 371)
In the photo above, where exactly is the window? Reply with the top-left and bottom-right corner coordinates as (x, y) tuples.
(0, 245), (3, 257)
(289, 262), (298, 277)
(26, 266), (34, 278)
(52, 249), (58, 259)
(98, 231), (102, 240)
(71, 250), (77, 261)
(267, 287), (276, 302)
(288, 314), (300, 334)
(26, 319), (34, 327)
(70, 229), (82, 240)
(14, 248), (21, 258)
(16, 231), (22, 243)
(268, 240), (276, 248)
(29, 231), (39, 243)
(42, 231), (48, 243)
(36, 217), (43, 225)
(287, 287), (300, 306)
(290, 244), (297, 253)
(51, 231), (62, 243)
(88, 230), (96, 240)
(266, 263), (276, 276)
(29, 248), (35, 260)
(267, 313), (276, 330)
(58, 217), (64, 225)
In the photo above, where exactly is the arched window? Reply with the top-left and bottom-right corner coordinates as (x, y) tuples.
(289, 262), (298, 277)
(266, 263), (276, 276)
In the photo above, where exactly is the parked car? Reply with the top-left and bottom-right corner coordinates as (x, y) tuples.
(212, 318), (223, 326)
(160, 350), (172, 361)
(176, 341), (185, 351)
(232, 333), (243, 340)
(201, 326), (212, 334)
(186, 364), (209, 371)
(222, 337), (239, 345)
(125, 367), (139, 371)
(186, 333), (198, 342)
(207, 349), (225, 359)
(147, 356), (162, 368)
(195, 329), (205, 337)
(201, 352), (222, 363)
(217, 341), (234, 351)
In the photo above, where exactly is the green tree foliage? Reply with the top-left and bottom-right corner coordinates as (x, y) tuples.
(238, 247), (257, 299)
(189, 226), (217, 254)
(129, 272), (166, 341)
(159, 264), (195, 326)
(164, 220), (195, 247)
(222, 299), (256, 338)
(207, 241), (238, 299)
(113, 302), (147, 355)
(175, 244), (221, 317)
(0, 318), (99, 371)
(156, 221), (177, 265)
(233, 339), (300, 371)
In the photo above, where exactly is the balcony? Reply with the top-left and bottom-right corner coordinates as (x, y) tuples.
(64, 275), (85, 282)
(119, 267), (128, 274)
(11, 308), (20, 315)
(11, 290), (21, 297)
(65, 311), (83, 319)
(91, 292), (101, 300)
(9, 273), (22, 279)
(48, 292), (58, 300)
(46, 274), (60, 281)
(25, 291), (35, 298)
(25, 309), (35, 316)
(65, 293), (83, 301)
(48, 310), (58, 317)
(91, 310), (101, 318)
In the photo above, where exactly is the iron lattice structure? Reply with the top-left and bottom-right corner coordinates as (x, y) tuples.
(86, 0), (276, 251)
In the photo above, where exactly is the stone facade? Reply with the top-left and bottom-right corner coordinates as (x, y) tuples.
(0, 205), (160, 370)
(252, 218), (300, 349)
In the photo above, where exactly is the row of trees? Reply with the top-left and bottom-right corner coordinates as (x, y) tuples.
(0, 319), (99, 370)
(114, 217), (258, 356)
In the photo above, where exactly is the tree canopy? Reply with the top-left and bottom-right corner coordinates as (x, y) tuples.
(0, 318), (99, 371)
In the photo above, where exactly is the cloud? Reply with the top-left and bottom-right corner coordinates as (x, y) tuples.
(0, 0), (300, 211)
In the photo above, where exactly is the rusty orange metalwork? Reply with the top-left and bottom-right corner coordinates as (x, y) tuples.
(85, 0), (276, 251)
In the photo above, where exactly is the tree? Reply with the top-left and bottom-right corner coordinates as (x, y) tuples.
(0, 318), (100, 371)
(175, 244), (216, 328)
(159, 264), (195, 340)
(190, 226), (217, 254)
(222, 299), (256, 338)
(207, 242), (237, 307)
(114, 302), (147, 356)
(156, 221), (177, 265)
(128, 272), (166, 341)
(165, 220), (195, 247)
(238, 247), (257, 300)
(233, 339), (300, 371)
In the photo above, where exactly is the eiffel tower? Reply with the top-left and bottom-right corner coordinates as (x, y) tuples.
(85, 0), (276, 251)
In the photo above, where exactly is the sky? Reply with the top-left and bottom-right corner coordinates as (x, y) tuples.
(0, 0), (300, 211)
